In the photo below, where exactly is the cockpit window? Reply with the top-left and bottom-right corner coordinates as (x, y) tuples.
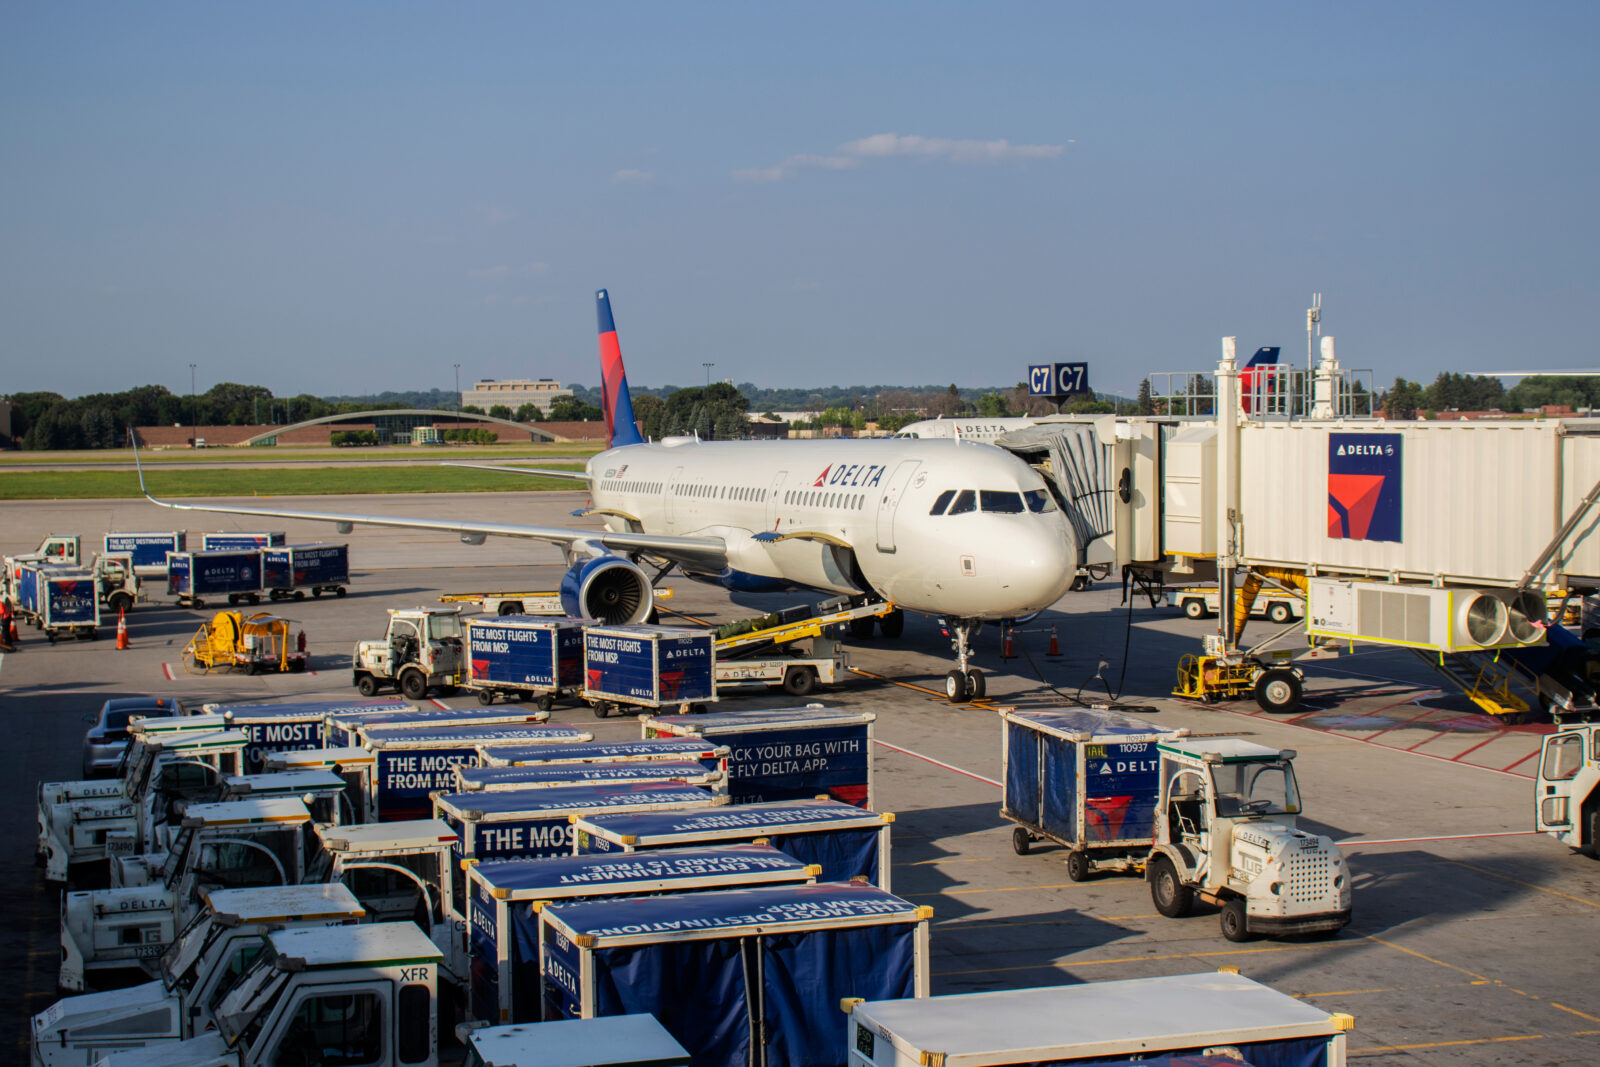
(948, 490), (977, 516)
(1024, 489), (1057, 513)
(979, 490), (1025, 514)
(929, 490), (956, 516)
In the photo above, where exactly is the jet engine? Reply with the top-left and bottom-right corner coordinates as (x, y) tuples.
(559, 556), (654, 625)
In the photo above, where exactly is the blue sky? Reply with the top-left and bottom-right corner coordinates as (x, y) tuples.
(3, 2), (1597, 401)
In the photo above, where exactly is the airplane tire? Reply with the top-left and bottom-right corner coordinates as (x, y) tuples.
(850, 617), (875, 640)
(1253, 669), (1302, 714)
(966, 668), (986, 699)
(877, 610), (905, 639)
(945, 670), (970, 703)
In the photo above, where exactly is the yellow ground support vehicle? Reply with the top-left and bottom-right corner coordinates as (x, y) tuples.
(184, 610), (306, 674)
(1174, 646), (1303, 713)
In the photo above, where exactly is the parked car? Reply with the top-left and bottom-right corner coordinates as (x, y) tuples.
(82, 696), (187, 777)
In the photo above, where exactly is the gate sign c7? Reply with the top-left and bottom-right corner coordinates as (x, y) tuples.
(1028, 362), (1090, 399)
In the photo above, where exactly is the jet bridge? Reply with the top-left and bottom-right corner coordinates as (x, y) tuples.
(998, 338), (1600, 718)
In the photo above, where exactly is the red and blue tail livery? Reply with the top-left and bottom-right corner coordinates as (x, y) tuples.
(1239, 346), (1280, 414)
(596, 289), (645, 448)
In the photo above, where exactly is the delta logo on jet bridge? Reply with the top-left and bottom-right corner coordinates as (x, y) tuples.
(1328, 432), (1403, 542)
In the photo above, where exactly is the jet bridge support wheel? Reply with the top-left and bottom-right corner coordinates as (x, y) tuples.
(1253, 669), (1302, 714)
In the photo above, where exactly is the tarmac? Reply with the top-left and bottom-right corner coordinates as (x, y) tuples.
(3, 491), (1597, 1065)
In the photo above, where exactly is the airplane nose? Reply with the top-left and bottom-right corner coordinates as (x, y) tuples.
(1002, 522), (1076, 613)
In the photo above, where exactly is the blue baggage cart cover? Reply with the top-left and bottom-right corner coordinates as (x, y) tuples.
(437, 782), (724, 823)
(644, 704), (876, 735)
(478, 738), (730, 767)
(456, 761), (723, 791)
(542, 882), (927, 944)
(469, 844), (817, 900)
(362, 723), (591, 748)
(574, 798), (890, 846)
(999, 706), (1174, 740)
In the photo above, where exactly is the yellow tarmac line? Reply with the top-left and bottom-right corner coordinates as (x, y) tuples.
(1442, 858), (1600, 910)
(1351, 1034), (1545, 1053)
(935, 937), (1354, 977)
(902, 882), (1082, 897)
(848, 667), (999, 708)
(1550, 1002), (1600, 1024)
(1360, 933), (1491, 983)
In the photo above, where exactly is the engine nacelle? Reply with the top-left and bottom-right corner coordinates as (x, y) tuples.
(560, 556), (654, 626)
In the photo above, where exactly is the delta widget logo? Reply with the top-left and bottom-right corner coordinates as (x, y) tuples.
(1327, 433), (1402, 542)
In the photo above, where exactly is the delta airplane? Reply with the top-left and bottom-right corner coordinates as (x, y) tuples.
(136, 290), (1078, 701)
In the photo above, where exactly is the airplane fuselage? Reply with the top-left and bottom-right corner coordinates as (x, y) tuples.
(585, 436), (1077, 619)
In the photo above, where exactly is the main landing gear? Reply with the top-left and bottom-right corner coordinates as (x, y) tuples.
(944, 617), (986, 703)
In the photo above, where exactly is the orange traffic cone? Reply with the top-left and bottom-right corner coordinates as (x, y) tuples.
(1047, 624), (1061, 657)
(116, 607), (129, 650)
(1001, 624), (1015, 660)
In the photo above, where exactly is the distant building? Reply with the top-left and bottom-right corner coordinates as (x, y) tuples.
(462, 378), (573, 414)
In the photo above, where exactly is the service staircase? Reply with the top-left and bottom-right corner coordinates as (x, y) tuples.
(1411, 648), (1543, 720)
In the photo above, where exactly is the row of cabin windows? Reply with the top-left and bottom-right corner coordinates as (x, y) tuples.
(929, 488), (1057, 516)
(673, 483), (767, 502)
(611, 480), (663, 495)
(784, 490), (866, 510)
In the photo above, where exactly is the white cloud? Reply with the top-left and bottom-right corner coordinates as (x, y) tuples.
(840, 132), (1068, 162)
(735, 133), (1067, 182)
(613, 169), (655, 183)
(733, 154), (858, 182)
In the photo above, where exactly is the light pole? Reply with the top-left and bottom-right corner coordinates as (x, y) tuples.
(703, 362), (714, 389)
(454, 363), (462, 415)
(188, 363), (197, 443)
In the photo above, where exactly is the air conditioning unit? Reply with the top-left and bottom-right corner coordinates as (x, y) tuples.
(1306, 579), (1548, 653)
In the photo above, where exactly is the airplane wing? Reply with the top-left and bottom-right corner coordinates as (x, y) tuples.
(131, 446), (727, 572)
(442, 463), (591, 481)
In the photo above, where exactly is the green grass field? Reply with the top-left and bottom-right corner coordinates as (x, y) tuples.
(0, 464), (588, 500)
(0, 443), (602, 466)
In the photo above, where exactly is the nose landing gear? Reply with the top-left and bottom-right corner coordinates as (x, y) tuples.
(944, 617), (986, 703)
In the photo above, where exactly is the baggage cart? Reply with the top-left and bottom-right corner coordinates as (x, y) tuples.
(476, 737), (730, 774)
(321, 705), (548, 748)
(467, 1015), (690, 1067)
(453, 759), (726, 794)
(198, 531), (285, 551)
(18, 564), (100, 641)
(465, 845), (817, 1026)
(261, 542), (350, 600)
(165, 549), (264, 607)
(462, 615), (587, 709)
(206, 698), (411, 774)
(582, 624), (716, 717)
(842, 971), (1352, 1067)
(434, 782), (724, 865)
(360, 722), (591, 821)
(999, 707), (1180, 881)
(538, 883), (930, 1066)
(102, 531), (185, 579)
(643, 704), (876, 807)
(573, 797), (895, 887)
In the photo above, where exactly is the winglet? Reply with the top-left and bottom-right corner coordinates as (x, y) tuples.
(596, 289), (645, 449)
(128, 427), (155, 501)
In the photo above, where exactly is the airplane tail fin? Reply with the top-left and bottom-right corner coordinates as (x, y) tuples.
(596, 289), (645, 449)
(1245, 346), (1281, 368)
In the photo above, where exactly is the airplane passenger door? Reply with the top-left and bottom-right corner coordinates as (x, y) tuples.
(766, 471), (787, 532)
(875, 461), (921, 553)
(666, 467), (684, 526)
